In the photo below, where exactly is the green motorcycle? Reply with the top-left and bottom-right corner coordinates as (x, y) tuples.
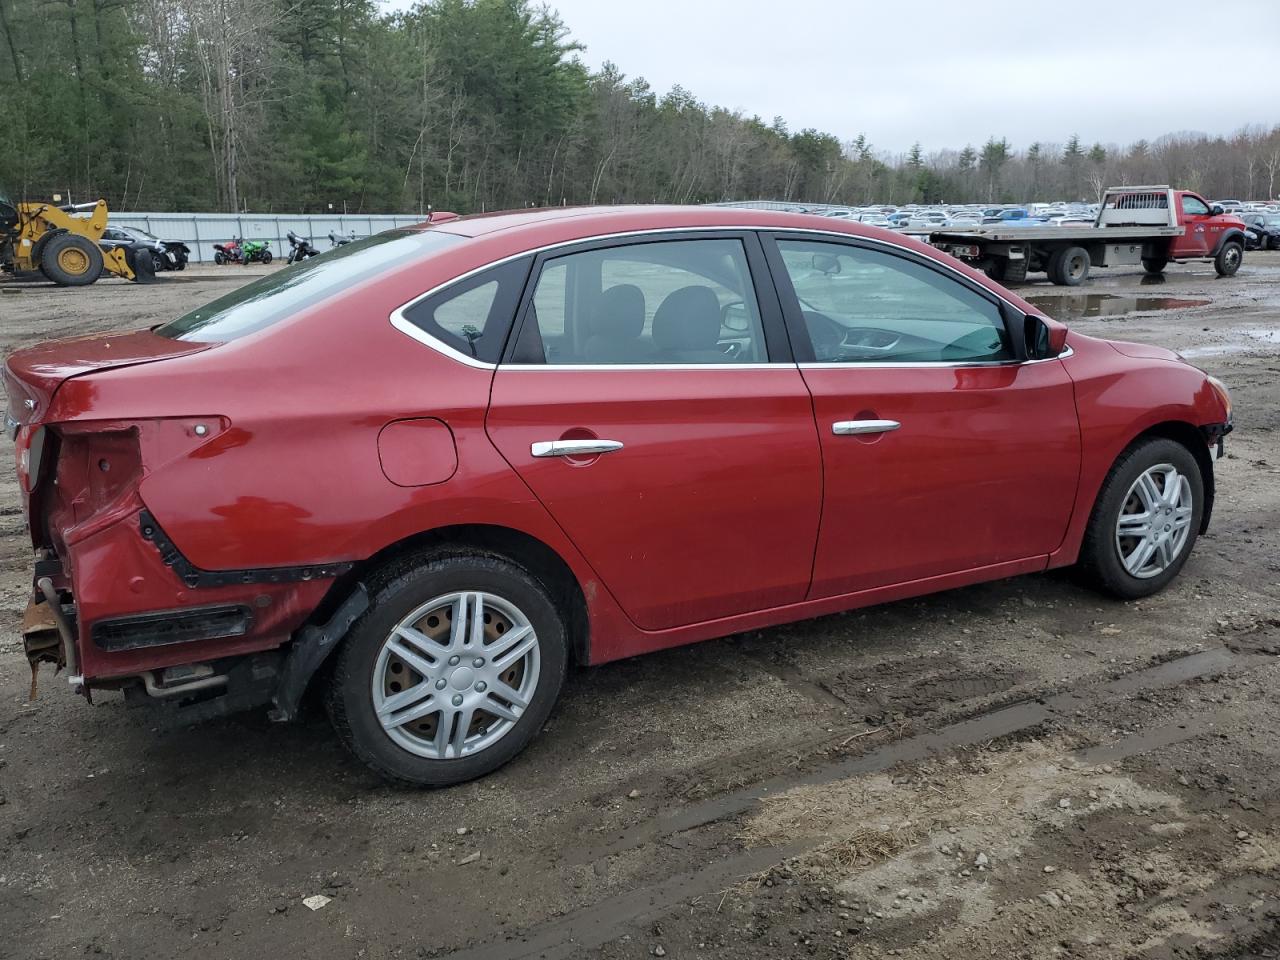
(240, 238), (274, 265)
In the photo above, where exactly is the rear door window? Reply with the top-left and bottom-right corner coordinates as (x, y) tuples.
(512, 238), (768, 365)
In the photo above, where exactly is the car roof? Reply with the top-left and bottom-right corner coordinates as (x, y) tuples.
(429, 204), (886, 243)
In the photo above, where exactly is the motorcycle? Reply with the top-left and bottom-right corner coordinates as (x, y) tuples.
(328, 230), (355, 248)
(240, 238), (273, 265)
(213, 239), (243, 265)
(286, 230), (321, 264)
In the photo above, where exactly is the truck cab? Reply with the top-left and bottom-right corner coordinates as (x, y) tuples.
(1169, 191), (1246, 259)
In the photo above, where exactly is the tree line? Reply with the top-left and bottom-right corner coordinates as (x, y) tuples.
(2, 0), (1278, 214)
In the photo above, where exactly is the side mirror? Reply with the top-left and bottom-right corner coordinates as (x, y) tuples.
(1210, 204), (1225, 216)
(1024, 315), (1068, 359)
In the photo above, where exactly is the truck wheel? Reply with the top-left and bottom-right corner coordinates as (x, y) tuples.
(982, 258), (1007, 281)
(1142, 257), (1167, 275)
(1214, 241), (1243, 277)
(326, 551), (568, 786)
(1002, 256), (1029, 285)
(1050, 246), (1090, 286)
(39, 233), (104, 286)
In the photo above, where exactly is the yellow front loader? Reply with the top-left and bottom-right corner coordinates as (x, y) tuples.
(0, 197), (151, 286)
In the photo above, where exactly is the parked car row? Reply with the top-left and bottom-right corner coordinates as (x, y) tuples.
(780, 198), (1280, 236)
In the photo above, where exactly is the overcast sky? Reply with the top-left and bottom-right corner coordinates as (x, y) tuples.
(384, 0), (1279, 156)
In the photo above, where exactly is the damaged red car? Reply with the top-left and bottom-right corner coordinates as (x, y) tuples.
(6, 206), (1233, 785)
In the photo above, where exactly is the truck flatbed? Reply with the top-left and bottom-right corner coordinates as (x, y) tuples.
(912, 225), (1183, 243)
(893, 187), (1248, 286)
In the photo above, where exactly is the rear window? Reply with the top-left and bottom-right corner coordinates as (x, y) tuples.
(157, 229), (463, 342)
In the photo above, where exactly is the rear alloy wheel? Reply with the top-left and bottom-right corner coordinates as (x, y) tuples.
(327, 553), (567, 786)
(1078, 438), (1203, 599)
(1214, 240), (1243, 277)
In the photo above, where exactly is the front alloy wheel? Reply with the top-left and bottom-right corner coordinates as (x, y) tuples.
(1114, 464), (1194, 579)
(1078, 437), (1204, 599)
(327, 552), (567, 786)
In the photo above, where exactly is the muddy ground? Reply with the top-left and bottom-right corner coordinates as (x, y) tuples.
(0, 254), (1277, 960)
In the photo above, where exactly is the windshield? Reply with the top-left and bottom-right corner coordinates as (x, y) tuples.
(129, 227), (159, 240)
(157, 229), (463, 342)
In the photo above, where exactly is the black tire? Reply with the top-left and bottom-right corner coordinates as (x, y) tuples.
(1001, 256), (1029, 285)
(1267, 236), (1279, 251)
(1049, 245), (1090, 286)
(982, 258), (1007, 282)
(214, 251), (225, 266)
(1214, 240), (1243, 277)
(262, 250), (273, 264)
(1142, 257), (1167, 275)
(1077, 437), (1204, 600)
(38, 232), (104, 286)
(326, 551), (569, 787)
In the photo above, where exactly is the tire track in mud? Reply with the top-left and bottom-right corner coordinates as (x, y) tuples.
(577, 647), (1252, 865)
(449, 647), (1264, 960)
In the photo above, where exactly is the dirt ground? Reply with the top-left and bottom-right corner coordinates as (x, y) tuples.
(0, 253), (1278, 960)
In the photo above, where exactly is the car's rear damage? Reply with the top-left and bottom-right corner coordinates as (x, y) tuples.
(5, 341), (345, 720)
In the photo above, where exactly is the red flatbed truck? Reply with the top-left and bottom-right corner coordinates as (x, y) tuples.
(922, 186), (1249, 285)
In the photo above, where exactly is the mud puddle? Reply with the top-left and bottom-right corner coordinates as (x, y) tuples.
(1028, 293), (1210, 321)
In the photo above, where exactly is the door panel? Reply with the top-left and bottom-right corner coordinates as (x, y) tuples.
(801, 362), (1079, 596)
(487, 233), (821, 631)
(764, 234), (1082, 597)
(1174, 193), (1212, 257)
(487, 369), (822, 629)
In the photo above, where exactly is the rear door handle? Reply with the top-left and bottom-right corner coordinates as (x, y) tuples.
(531, 439), (624, 458)
(832, 419), (900, 436)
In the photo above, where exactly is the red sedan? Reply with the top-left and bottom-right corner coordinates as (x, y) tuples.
(6, 206), (1233, 785)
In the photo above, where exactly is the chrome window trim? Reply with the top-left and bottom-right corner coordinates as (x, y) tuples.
(797, 345), (1072, 370)
(387, 224), (1054, 371)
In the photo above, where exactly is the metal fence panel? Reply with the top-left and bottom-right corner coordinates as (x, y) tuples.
(109, 212), (427, 263)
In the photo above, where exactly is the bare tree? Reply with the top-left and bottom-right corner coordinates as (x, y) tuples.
(182, 0), (283, 211)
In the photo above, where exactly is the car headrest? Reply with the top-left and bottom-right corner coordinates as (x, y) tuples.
(593, 284), (646, 340)
(652, 285), (721, 351)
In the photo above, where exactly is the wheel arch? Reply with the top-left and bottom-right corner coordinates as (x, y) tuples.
(1209, 229), (1246, 257)
(321, 523), (591, 665)
(1120, 420), (1215, 534)
(272, 523), (593, 722)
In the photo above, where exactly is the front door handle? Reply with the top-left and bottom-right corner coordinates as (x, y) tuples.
(832, 419), (900, 436)
(531, 439), (624, 458)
